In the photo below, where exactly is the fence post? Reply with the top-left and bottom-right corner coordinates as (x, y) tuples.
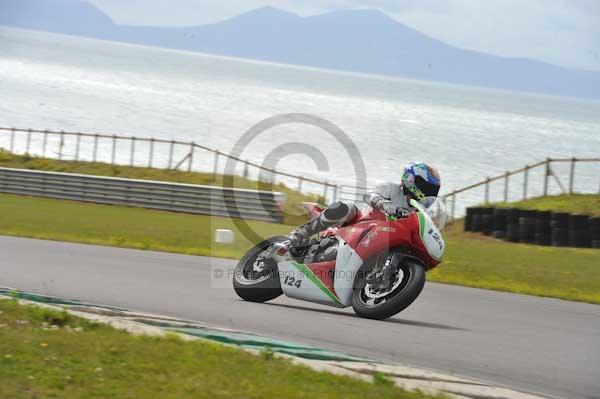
(111, 135), (117, 165)
(188, 142), (195, 172)
(297, 177), (303, 192)
(130, 137), (136, 166)
(322, 181), (328, 202)
(75, 132), (81, 161)
(42, 130), (48, 157)
(503, 172), (509, 202)
(93, 134), (99, 162)
(333, 185), (339, 202)
(543, 158), (550, 196)
(58, 131), (65, 160)
(9, 128), (15, 152)
(451, 194), (456, 221)
(212, 151), (219, 181)
(148, 138), (155, 168)
(25, 129), (31, 154)
(243, 160), (249, 178)
(484, 177), (490, 204)
(523, 165), (529, 199)
(569, 157), (576, 194)
(168, 140), (174, 169)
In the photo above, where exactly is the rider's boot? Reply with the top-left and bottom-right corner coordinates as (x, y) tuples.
(289, 201), (356, 248)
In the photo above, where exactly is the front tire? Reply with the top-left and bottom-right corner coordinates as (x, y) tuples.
(352, 260), (426, 320)
(233, 236), (286, 303)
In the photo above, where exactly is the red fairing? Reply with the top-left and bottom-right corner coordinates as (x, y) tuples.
(338, 211), (441, 270)
(307, 260), (337, 294)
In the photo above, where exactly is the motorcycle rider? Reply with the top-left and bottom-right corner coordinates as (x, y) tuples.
(289, 162), (441, 248)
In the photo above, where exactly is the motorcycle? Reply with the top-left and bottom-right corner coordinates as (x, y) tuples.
(233, 197), (447, 320)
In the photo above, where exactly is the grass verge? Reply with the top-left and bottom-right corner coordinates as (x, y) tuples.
(0, 193), (598, 304)
(0, 150), (320, 225)
(0, 299), (439, 399)
(0, 194), (292, 259)
(428, 221), (600, 304)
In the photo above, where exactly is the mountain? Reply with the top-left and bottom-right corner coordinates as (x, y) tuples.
(1, 1), (599, 99)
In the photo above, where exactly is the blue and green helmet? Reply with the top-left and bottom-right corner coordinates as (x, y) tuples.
(401, 162), (441, 200)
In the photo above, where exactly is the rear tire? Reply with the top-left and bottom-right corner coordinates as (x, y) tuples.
(233, 236), (286, 303)
(352, 260), (426, 320)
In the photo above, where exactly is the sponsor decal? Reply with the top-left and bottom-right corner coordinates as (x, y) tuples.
(362, 230), (378, 247)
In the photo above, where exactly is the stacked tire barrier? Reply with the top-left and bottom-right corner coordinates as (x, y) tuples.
(465, 206), (599, 248)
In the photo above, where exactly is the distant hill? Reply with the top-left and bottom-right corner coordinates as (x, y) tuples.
(1, 0), (599, 99)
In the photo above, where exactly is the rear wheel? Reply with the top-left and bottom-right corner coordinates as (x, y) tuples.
(352, 256), (425, 320)
(233, 236), (286, 303)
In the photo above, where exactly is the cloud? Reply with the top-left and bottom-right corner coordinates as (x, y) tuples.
(88, 0), (600, 71)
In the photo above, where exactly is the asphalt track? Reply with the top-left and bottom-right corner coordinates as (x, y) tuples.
(1, 235), (599, 399)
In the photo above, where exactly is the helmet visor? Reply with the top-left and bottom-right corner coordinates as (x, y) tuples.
(415, 176), (440, 198)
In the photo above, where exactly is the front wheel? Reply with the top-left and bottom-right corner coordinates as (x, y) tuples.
(233, 236), (286, 303)
(352, 260), (426, 320)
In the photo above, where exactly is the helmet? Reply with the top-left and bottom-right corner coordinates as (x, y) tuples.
(401, 162), (441, 200)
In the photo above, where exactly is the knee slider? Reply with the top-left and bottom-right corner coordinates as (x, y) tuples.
(322, 201), (355, 224)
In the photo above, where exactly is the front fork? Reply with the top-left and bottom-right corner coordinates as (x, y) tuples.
(366, 250), (421, 289)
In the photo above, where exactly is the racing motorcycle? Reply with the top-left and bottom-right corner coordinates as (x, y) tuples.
(233, 197), (447, 320)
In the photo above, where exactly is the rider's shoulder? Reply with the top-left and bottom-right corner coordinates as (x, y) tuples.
(374, 182), (403, 192)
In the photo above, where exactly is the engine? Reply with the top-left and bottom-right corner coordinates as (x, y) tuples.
(304, 237), (339, 264)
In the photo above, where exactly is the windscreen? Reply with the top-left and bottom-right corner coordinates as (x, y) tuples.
(419, 197), (448, 231)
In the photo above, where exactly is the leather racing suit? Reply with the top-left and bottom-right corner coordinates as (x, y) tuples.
(289, 183), (414, 247)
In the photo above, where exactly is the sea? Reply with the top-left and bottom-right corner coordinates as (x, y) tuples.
(1, 27), (599, 209)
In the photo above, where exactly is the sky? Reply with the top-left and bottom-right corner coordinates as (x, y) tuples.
(88, 0), (600, 71)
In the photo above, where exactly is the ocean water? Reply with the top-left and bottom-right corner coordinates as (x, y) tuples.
(1, 27), (599, 209)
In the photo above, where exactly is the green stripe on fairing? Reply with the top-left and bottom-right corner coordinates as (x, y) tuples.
(417, 211), (426, 239)
(291, 262), (343, 306)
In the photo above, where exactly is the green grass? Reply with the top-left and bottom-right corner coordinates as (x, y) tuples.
(0, 149), (320, 225)
(428, 222), (600, 304)
(0, 299), (439, 399)
(494, 194), (600, 216)
(0, 193), (598, 304)
(0, 194), (292, 259)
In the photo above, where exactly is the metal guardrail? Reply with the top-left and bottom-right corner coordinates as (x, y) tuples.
(0, 127), (339, 202)
(0, 167), (285, 222)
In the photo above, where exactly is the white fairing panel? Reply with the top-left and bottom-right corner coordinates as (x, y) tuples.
(420, 215), (445, 261)
(277, 261), (344, 307)
(333, 241), (364, 306)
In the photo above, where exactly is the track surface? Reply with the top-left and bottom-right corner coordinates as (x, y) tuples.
(1, 236), (599, 399)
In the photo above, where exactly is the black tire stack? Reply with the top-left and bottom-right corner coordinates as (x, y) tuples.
(518, 210), (536, 244)
(465, 207), (474, 232)
(482, 208), (494, 236)
(534, 211), (552, 246)
(550, 213), (569, 247)
(569, 215), (590, 248)
(492, 208), (508, 239)
(470, 207), (484, 232)
(591, 217), (600, 249)
(465, 207), (596, 249)
(506, 209), (521, 243)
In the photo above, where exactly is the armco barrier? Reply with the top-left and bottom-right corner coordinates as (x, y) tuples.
(465, 206), (599, 249)
(0, 167), (285, 222)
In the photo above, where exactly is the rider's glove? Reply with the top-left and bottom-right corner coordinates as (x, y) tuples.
(380, 200), (404, 216)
